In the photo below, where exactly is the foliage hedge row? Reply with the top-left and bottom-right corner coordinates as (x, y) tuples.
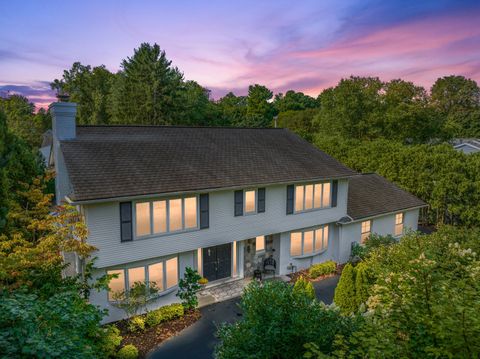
(145, 303), (184, 327)
(309, 260), (337, 278)
(315, 135), (480, 227)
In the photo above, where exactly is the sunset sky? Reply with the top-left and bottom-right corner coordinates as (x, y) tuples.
(1, 0), (479, 109)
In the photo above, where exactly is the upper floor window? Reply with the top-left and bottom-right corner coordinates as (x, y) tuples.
(395, 213), (404, 236)
(107, 256), (178, 301)
(361, 220), (371, 244)
(256, 235), (265, 252)
(290, 225), (329, 257)
(294, 182), (331, 213)
(245, 190), (256, 214)
(135, 196), (198, 238)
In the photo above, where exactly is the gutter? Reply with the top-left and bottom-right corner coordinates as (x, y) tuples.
(65, 174), (356, 205)
(336, 204), (428, 225)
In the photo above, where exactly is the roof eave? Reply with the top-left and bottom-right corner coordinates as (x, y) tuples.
(66, 174), (356, 205)
(341, 204), (428, 224)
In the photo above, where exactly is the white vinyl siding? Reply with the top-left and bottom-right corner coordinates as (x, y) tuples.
(295, 182), (332, 213)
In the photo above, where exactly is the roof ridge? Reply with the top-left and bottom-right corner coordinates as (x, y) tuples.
(76, 125), (286, 130)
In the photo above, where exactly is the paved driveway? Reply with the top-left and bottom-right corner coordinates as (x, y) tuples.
(149, 276), (339, 359)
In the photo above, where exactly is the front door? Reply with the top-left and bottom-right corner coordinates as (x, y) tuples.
(203, 243), (232, 282)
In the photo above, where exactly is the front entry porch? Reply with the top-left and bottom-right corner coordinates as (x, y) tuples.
(202, 243), (232, 282)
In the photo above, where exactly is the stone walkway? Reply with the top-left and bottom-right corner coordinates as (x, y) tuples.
(197, 275), (290, 307)
(198, 278), (251, 307)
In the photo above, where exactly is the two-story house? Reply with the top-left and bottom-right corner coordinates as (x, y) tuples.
(50, 101), (426, 323)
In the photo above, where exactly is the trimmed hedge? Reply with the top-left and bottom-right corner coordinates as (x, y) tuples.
(99, 325), (122, 358)
(145, 303), (184, 327)
(309, 260), (336, 278)
(116, 344), (138, 359)
(293, 276), (315, 300)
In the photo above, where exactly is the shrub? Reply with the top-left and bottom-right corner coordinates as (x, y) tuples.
(293, 276), (315, 300)
(145, 303), (184, 327)
(0, 289), (106, 358)
(99, 325), (123, 358)
(116, 344), (139, 359)
(309, 260), (336, 279)
(215, 280), (360, 358)
(113, 281), (159, 317)
(176, 267), (202, 310)
(198, 277), (208, 285)
(354, 262), (371, 308)
(128, 316), (145, 333)
(333, 263), (357, 315)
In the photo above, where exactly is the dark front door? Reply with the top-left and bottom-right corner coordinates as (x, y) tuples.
(203, 243), (232, 282)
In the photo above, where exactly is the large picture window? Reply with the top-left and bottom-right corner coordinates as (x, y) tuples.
(135, 196), (198, 238)
(294, 182), (331, 212)
(107, 256), (179, 302)
(290, 225), (329, 257)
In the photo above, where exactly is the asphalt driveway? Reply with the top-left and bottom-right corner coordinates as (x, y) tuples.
(149, 275), (339, 359)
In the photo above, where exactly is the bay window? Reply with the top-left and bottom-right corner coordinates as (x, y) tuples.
(290, 225), (329, 256)
(107, 256), (179, 301)
(135, 196), (198, 238)
(295, 182), (331, 212)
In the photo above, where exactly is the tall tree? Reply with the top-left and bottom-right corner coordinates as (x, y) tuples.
(109, 43), (184, 125)
(245, 84), (274, 127)
(274, 90), (318, 113)
(51, 62), (115, 125)
(217, 92), (247, 126)
(177, 81), (220, 126)
(431, 75), (480, 137)
(314, 76), (384, 139)
(0, 94), (48, 147)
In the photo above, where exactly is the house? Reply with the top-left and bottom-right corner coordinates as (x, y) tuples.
(50, 101), (426, 323)
(452, 139), (480, 154)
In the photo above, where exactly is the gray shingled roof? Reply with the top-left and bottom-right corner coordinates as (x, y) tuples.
(61, 126), (357, 202)
(347, 173), (426, 220)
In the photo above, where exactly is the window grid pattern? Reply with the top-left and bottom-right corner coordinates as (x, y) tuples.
(290, 225), (329, 256)
(107, 256), (179, 302)
(135, 196), (198, 238)
(294, 182), (331, 213)
(361, 220), (371, 244)
(395, 213), (404, 236)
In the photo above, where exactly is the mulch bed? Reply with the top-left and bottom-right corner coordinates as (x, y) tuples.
(288, 263), (344, 284)
(115, 309), (201, 358)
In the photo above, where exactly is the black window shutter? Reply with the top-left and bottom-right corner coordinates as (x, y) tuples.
(257, 188), (266, 213)
(331, 180), (338, 207)
(120, 202), (132, 242)
(199, 193), (209, 229)
(234, 190), (243, 216)
(286, 185), (294, 214)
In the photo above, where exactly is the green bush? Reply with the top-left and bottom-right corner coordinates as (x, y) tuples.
(176, 267), (202, 310)
(116, 344), (139, 359)
(145, 303), (184, 327)
(309, 260), (336, 279)
(333, 263), (357, 315)
(215, 280), (360, 358)
(99, 325), (123, 358)
(354, 262), (372, 308)
(0, 289), (106, 358)
(293, 276), (315, 300)
(127, 316), (145, 333)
